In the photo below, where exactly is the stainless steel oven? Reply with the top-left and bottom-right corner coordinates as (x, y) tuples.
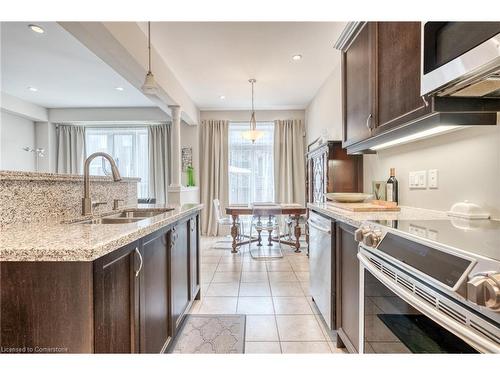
(356, 222), (500, 353)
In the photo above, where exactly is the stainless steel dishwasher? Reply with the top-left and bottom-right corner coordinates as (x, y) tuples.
(308, 211), (334, 329)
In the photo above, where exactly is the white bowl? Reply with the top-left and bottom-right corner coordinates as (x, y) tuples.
(326, 193), (373, 203)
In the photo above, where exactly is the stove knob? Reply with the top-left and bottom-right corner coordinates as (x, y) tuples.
(467, 274), (500, 311)
(354, 226), (370, 242)
(363, 232), (381, 247)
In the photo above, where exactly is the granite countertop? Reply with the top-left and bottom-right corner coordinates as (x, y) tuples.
(308, 202), (448, 227)
(0, 203), (203, 262)
(0, 170), (140, 182)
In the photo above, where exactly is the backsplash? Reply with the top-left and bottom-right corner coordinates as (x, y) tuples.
(0, 171), (139, 226)
(363, 124), (500, 219)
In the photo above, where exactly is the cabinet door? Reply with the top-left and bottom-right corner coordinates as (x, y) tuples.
(189, 215), (200, 301)
(170, 220), (190, 335)
(336, 223), (359, 353)
(311, 151), (327, 203)
(342, 23), (376, 147)
(139, 228), (171, 353)
(93, 241), (140, 353)
(375, 22), (431, 131)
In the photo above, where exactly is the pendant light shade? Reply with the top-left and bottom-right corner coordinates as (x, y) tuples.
(242, 79), (264, 143)
(141, 22), (159, 95)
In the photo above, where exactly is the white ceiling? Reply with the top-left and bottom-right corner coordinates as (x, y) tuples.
(143, 22), (346, 110)
(1, 22), (153, 108)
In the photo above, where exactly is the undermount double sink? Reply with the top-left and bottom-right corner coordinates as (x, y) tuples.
(75, 208), (175, 225)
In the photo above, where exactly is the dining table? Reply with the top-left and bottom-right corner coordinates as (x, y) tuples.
(225, 203), (307, 253)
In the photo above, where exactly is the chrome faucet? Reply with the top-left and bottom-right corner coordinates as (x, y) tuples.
(82, 152), (122, 215)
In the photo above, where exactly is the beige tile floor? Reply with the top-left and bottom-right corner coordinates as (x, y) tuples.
(189, 236), (347, 354)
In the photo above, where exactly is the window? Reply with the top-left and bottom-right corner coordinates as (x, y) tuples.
(228, 122), (274, 204)
(85, 127), (149, 198)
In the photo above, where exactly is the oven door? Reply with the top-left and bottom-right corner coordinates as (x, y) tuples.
(358, 249), (500, 353)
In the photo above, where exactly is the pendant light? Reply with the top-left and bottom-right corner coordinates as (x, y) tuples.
(242, 79), (264, 143)
(141, 22), (158, 94)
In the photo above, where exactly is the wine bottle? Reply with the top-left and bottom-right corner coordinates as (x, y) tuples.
(386, 168), (398, 204)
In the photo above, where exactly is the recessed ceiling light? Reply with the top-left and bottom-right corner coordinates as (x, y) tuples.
(27, 87), (38, 92)
(115, 87), (124, 91)
(292, 54), (302, 61)
(219, 95), (226, 100)
(28, 24), (45, 34)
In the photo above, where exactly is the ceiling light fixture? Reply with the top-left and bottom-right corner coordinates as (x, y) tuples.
(28, 24), (44, 34)
(292, 54), (302, 61)
(242, 79), (264, 143)
(219, 95), (226, 100)
(370, 125), (461, 151)
(27, 86), (38, 92)
(141, 21), (159, 95)
(115, 87), (124, 91)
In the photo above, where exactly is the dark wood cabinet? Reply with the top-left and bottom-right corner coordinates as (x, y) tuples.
(375, 22), (431, 132)
(342, 23), (376, 147)
(94, 241), (140, 353)
(140, 229), (171, 353)
(306, 141), (363, 204)
(0, 262), (94, 353)
(339, 22), (432, 151)
(189, 216), (200, 301)
(0, 211), (201, 354)
(170, 220), (190, 335)
(335, 222), (360, 353)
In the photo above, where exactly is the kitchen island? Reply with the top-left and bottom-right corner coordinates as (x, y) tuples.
(0, 203), (203, 354)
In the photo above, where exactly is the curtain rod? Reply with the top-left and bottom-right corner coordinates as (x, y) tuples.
(55, 121), (170, 128)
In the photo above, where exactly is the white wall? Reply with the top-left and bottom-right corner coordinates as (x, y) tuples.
(200, 109), (305, 123)
(363, 123), (500, 219)
(48, 107), (169, 123)
(1, 92), (48, 122)
(305, 52), (342, 145)
(35, 121), (57, 172)
(0, 110), (36, 171)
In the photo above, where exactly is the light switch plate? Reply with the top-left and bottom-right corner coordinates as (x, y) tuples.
(428, 169), (438, 189)
(409, 170), (427, 189)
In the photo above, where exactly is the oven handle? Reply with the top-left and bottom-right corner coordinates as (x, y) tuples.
(358, 251), (500, 354)
(307, 219), (331, 234)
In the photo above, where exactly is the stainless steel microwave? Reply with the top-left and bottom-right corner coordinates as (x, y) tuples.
(421, 22), (500, 98)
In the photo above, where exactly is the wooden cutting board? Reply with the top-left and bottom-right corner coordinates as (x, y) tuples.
(327, 200), (401, 212)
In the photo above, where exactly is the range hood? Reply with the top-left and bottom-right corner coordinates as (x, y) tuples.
(346, 111), (498, 154)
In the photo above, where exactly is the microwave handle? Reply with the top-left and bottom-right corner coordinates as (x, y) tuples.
(357, 251), (500, 354)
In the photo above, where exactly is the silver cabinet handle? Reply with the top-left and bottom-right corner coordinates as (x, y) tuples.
(365, 113), (374, 130)
(134, 247), (143, 277)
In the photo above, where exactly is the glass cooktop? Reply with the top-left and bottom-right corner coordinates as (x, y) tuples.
(374, 219), (500, 262)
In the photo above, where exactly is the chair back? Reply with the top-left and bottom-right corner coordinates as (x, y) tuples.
(213, 199), (224, 222)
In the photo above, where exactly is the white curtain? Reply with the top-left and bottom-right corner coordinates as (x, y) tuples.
(273, 119), (306, 205)
(56, 125), (86, 174)
(200, 120), (229, 236)
(148, 123), (171, 204)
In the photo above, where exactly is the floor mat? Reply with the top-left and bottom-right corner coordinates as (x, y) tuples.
(169, 314), (246, 354)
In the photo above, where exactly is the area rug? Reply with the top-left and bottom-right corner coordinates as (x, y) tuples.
(169, 314), (246, 354)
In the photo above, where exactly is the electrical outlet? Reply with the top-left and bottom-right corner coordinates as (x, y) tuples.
(428, 169), (438, 189)
(409, 224), (427, 238)
(409, 170), (427, 189)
